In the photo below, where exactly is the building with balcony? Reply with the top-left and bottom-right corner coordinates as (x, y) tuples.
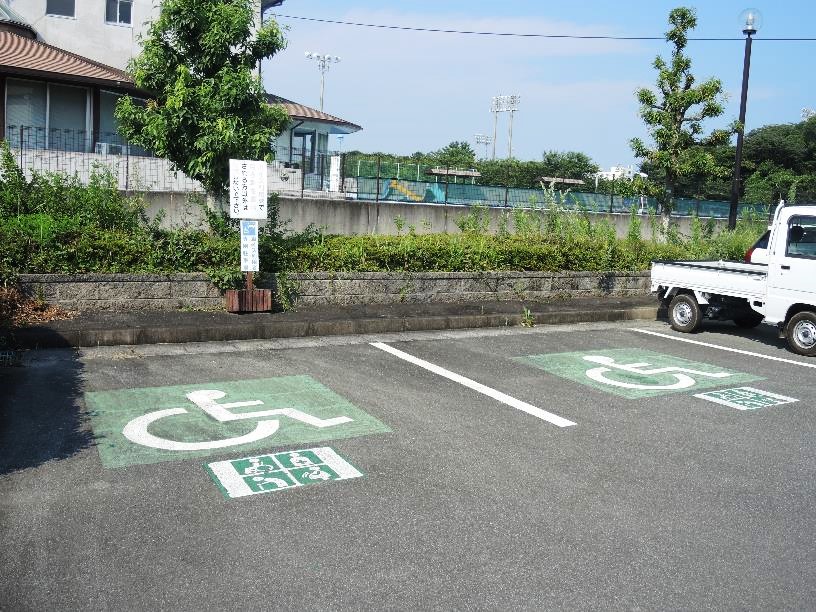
(0, 0), (360, 191)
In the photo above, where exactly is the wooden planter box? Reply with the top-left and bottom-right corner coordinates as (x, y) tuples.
(225, 289), (273, 313)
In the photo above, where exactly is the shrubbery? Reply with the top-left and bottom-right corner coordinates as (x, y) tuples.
(0, 141), (767, 289)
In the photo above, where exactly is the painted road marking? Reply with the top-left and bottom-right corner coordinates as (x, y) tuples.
(206, 447), (362, 499)
(123, 389), (353, 451)
(694, 387), (799, 411)
(631, 328), (816, 370)
(85, 376), (390, 469)
(516, 349), (761, 399)
(583, 355), (732, 390)
(370, 342), (576, 428)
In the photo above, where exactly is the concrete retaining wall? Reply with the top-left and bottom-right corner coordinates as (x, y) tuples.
(19, 271), (650, 311)
(141, 192), (727, 240)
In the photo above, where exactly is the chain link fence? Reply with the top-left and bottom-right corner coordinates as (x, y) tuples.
(3, 127), (770, 219)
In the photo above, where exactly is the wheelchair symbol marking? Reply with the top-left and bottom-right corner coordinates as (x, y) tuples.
(122, 389), (353, 452)
(582, 355), (733, 390)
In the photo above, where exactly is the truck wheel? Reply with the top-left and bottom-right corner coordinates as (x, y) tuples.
(668, 294), (702, 333)
(734, 311), (764, 328)
(786, 311), (816, 357)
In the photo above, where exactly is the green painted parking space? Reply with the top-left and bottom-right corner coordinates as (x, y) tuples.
(84, 376), (390, 468)
(206, 447), (363, 499)
(515, 348), (762, 399)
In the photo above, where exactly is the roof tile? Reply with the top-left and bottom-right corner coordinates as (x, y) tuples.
(0, 31), (134, 87)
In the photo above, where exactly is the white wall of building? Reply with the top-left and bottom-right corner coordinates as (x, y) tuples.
(596, 165), (648, 181)
(8, 0), (264, 71)
(8, 0), (157, 70)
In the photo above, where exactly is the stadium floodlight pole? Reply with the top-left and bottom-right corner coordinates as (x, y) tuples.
(728, 9), (761, 230)
(507, 95), (520, 159)
(491, 95), (521, 159)
(490, 98), (499, 160)
(475, 133), (493, 160)
(305, 51), (341, 111)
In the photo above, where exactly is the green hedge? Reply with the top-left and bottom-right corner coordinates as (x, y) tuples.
(0, 139), (765, 286)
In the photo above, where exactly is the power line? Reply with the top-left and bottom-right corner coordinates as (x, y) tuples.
(271, 14), (816, 41)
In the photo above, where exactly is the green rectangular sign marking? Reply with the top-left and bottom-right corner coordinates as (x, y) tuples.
(205, 447), (362, 498)
(514, 348), (762, 399)
(694, 387), (798, 411)
(84, 376), (390, 468)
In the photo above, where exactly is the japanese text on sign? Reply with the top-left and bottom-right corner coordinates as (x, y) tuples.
(240, 220), (259, 272)
(229, 159), (268, 219)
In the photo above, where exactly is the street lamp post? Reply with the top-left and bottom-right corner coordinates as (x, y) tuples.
(305, 51), (341, 112)
(728, 9), (761, 230)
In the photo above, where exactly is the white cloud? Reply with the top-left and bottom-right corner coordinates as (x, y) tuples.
(263, 10), (651, 164)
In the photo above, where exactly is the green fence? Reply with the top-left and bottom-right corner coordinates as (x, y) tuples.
(355, 176), (767, 219)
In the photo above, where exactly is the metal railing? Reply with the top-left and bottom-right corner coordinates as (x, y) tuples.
(3, 127), (347, 196)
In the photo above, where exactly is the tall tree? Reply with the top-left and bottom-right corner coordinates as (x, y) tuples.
(115, 0), (289, 195)
(431, 141), (477, 168)
(630, 7), (733, 228)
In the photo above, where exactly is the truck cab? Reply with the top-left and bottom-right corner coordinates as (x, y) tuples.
(764, 207), (816, 324)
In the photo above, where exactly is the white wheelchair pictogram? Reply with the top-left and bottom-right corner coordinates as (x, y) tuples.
(122, 389), (353, 451)
(582, 355), (733, 390)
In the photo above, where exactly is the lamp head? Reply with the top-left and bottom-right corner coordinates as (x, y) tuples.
(739, 8), (762, 35)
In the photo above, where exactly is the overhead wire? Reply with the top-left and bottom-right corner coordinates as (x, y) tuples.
(270, 13), (816, 42)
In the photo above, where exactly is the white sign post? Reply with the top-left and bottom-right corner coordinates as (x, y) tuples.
(329, 155), (341, 192)
(229, 159), (268, 220)
(227, 160), (271, 311)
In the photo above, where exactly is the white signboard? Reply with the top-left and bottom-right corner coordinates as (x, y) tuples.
(240, 220), (259, 272)
(229, 159), (268, 219)
(329, 155), (341, 192)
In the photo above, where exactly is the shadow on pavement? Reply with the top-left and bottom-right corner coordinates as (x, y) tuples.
(0, 348), (94, 475)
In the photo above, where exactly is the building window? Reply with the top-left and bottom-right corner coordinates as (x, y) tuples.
(106, 0), (133, 25)
(46, 0), (75, 17)
(4, 78), (89, 151)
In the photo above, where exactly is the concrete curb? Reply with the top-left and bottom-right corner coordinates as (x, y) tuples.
(10, 304), (659, 349)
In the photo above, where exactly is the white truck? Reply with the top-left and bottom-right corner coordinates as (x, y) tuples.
(651, 204), (816, 356)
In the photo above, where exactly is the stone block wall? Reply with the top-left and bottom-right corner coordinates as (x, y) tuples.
(17, 273), (223, 311)
(260, 271), (651, 307)
(18, 271), (651, 311)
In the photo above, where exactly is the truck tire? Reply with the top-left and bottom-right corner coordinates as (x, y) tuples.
(786, 311), (816, 357)
(668, 294), (702, 333)
(733, 311), (764, 328)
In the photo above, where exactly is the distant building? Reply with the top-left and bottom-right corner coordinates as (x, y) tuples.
(595, 165), (648, 182)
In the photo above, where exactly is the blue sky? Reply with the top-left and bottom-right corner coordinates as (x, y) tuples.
(262, 1), (815, 170)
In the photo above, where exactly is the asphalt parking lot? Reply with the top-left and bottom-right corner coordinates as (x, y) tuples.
(2, 319), (815, 610)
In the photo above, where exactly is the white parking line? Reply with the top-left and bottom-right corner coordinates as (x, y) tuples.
(370, 342), (577, 428)
(631, 328), (816, 370)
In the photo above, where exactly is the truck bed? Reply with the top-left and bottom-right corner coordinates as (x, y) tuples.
(651, 260), (768, 301)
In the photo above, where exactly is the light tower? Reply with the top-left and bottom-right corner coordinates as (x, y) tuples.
(475, 134), (493, 160)
(305, 51), (341, 111)
(490, 95), (521, 159)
